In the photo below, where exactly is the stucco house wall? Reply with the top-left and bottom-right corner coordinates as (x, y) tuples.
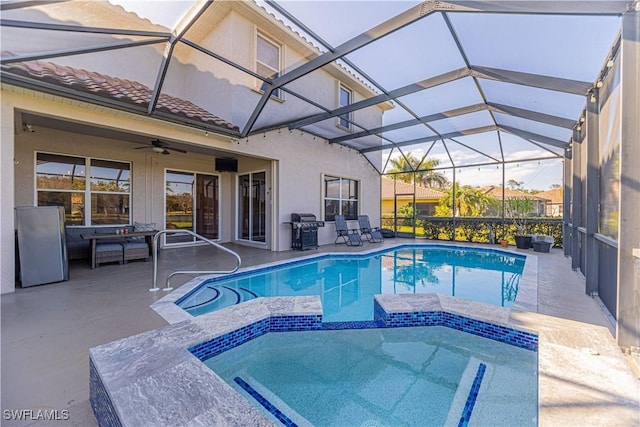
(1, 86), (381, 293)
(0, 1), (386, 293)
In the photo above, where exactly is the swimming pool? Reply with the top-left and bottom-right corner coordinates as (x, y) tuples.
(177, 245), (526, 322)
(205, 326), (538, 426)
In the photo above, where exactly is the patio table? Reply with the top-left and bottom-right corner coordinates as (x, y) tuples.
(81, 230), (158, 269)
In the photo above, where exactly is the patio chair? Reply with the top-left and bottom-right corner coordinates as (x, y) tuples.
(358, 215), (384, 243)
(334, 215), (363, 246)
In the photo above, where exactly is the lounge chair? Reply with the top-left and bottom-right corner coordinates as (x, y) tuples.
(334, 215), (363, 246)
(358, 215), (384, 243)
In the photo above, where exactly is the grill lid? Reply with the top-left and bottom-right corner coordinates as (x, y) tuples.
(291, 213), (317, 222)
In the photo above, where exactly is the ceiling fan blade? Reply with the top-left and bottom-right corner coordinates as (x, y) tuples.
(134, 146), (151, 150)
(162, 149), (171, 155)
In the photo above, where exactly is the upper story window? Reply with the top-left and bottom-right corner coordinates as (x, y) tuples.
(324, 175), (359, 221)
(256, 33), (281, 99)
(36, 152), (130, 226)
(338, 85), (352, 130)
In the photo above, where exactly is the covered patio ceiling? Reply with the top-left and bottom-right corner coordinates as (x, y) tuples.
(0, 0), (631, 173)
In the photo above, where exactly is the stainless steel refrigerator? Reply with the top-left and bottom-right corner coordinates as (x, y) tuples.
(15, 206), (69, 287)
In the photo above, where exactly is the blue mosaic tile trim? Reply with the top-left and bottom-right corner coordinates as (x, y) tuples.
(458, 363), (487, 427)
(270, 315), (322, 331)
(189, 318), (269, 361)
(234, 377), (298, 427)
(373, 301), (538, 351)
(377, 310), (443, 328)
(373, 300), (388, 323)
(190, 315), (322, 362)
(322, 320), (385, 330)
(442, 312), (538, 351)
(90, 358), (123, 427)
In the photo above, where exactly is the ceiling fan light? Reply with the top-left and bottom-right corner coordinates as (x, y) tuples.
(152, 146), (165, 153)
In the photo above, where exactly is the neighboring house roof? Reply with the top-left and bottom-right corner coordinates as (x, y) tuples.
(537, 188), (563, 204)
(381, 177), (446, 201)
(481, 186), (550, 202)
(1, 56), (240, 132)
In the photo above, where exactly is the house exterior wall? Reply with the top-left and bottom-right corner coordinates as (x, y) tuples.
(0, 1), (386, 293)
(3, 2), (386, 138)
(177, 6), (385, 135)
(4, 2), (167, 89)
(546, 202), (563, 217)
(1, 86), (381, 293)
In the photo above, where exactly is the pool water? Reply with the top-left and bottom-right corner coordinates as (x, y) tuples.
(206, 326), (538, 426)
(178, 245), (525, 322)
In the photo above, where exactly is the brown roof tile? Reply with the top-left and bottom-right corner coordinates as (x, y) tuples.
(481, 186), (550, 201)
(1, 56), (239, 132)
(536, 188), (563, 203)
(381, 177), (446, 200)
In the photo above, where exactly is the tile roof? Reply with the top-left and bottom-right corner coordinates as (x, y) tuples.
(536, 188), (563, 203)
(481, 186), (550, 201)
(1, 55), (239, 132)
(381, 177), (446, 200)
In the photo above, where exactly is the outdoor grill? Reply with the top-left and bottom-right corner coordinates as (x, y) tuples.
(290, 213), (324, 250)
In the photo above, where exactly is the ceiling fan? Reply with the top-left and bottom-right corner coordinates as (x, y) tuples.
(135, 139), (187, 155)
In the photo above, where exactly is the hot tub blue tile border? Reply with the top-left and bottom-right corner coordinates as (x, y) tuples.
(189, 315), (322, 362)
(189, 303), (536, 365)
(373, 300), (538, 351)
(89, 359), (123, 427)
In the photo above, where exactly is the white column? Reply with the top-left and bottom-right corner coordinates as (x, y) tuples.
(0, 98), (16, 294)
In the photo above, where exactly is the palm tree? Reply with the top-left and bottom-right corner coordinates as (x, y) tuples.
(436, 183), (497, 217)
(387, 153), (448, 188)
(387, 153), (417, 183)
(416, 157), (448, 188)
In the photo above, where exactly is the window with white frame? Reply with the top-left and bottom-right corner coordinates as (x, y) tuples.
(36, 152), (131, 226)
(324, 175), (359, 221)
(256, 32), (281, 99)
(338, 84), (352, 130)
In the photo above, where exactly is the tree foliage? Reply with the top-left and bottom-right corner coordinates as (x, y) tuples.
(387, 153), (448, 188)
(505, 180), (534, 234)
(435, 183), (498, 217)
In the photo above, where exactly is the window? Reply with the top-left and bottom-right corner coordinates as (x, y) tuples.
(338, 85), (352, 130)
(36, 152), (130, 226)
(324, 175), (359, 221)
(256, 33), (281, 99)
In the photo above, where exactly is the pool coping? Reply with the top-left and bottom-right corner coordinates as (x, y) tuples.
(90, 293), (640, 426)
(150, 242), (538, 324)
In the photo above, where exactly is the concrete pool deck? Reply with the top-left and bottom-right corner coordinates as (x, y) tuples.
(1, 239), (639, 426)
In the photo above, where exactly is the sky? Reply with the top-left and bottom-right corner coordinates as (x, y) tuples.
(108, 0), (619, 190)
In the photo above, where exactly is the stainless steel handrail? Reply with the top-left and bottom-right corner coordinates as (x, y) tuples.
(150, 229), (242, 292)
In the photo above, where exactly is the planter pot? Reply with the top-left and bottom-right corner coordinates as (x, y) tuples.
(515, 235), (532, 249)
(499, 240), (509, 248)
(532, 241), (552, 253)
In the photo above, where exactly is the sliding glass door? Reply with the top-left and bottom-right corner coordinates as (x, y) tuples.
(166, 170), (219, 245)
(238, 171), (266, 243)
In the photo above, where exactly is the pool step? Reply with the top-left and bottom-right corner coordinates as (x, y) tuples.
(181, 285), (259, 312)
